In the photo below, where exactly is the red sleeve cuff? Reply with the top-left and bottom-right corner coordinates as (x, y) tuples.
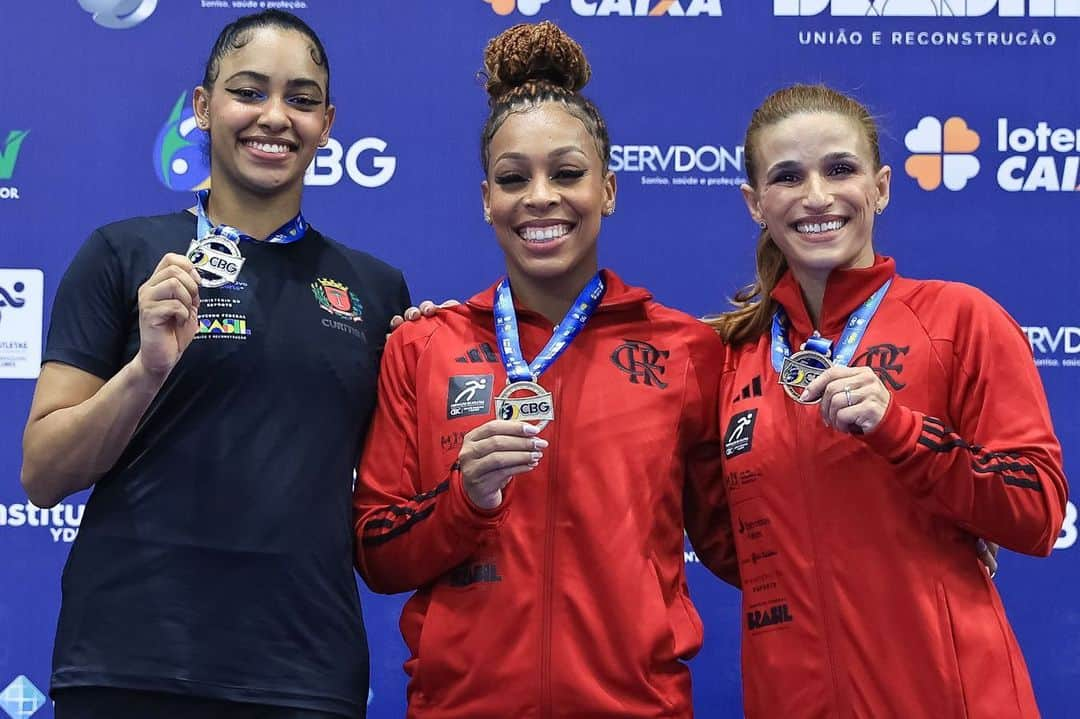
(857, 395), (921, 463)
(449, 465), (513, 526)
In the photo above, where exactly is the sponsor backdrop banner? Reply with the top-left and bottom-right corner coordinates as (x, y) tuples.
(2, 1), (1076, 717)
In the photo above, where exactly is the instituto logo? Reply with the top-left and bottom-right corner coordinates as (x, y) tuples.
(0, 501), (84, 543)
(485, 0), (723, 16)
(0, 131), (29, 201)
(77, 0), (157, 29)
(905, 115), (1080, 192)
(904, 116), (980, 191)
(775, 0), (1079, 16)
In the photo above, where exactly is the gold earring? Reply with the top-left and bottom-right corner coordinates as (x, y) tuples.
(603, 205), (615, 217)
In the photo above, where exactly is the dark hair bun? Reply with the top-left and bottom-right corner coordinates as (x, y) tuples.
(483, 21), (590, 104)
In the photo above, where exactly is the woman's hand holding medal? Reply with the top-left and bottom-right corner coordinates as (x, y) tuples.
(457, 420), (547, 509)
(802, 365), (891, 435)
(134, 253), (201, 380)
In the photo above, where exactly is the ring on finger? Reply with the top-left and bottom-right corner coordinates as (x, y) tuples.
(844, 385), (854, 407)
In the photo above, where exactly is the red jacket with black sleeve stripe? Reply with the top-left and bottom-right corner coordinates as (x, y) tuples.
(714, 256), (1068, 718)
(352, 270), (730, 719)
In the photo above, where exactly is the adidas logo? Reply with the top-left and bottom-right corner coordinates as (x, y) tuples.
(734, 375), (763, 402)
(455, 342), (499, 364)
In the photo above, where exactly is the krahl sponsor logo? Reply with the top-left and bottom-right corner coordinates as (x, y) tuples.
(746, 603), (794, 631)
(486, 0), (723, 16)
(0, 675), (47, 719)
(776, 0), (1078, 17)
(0, 502), (84, 543)
(78, 0), (157, 29)
(1022, 326), (1080, 367)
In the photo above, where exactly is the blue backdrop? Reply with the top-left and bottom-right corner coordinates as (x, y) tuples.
(1, 2), (1077, 717)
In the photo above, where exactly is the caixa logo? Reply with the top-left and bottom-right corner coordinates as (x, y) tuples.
(906, 116), (1080, 193)
(485, 0), (723, 16)
(305, 138), (397, 188)
(775, 0), (1079, 16)
(0, 502), (84, 543)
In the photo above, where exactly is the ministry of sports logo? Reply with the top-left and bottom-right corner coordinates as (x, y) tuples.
(905, 116), (981, 191)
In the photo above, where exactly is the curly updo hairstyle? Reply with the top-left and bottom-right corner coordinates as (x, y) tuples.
(479, 21), (610, 172)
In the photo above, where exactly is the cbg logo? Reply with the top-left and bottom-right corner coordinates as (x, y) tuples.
(154, 92), (397, 191)
(77, 0), (157, 29)
(154, 92), (211, 192)
(905, 116), (980, 191)
(775, 0), (1080, 16)
(305, 137), (397, 188)
(486, 0), (723, 16)
(0, 130), (29, 201)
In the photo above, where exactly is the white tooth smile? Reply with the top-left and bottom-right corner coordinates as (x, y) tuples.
(796, 219), (845, 235)
(519, 224), (571, 243)
(245, 141), (289, 154)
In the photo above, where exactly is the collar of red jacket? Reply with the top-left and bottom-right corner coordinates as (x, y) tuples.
(465, 269), (653, 319)
(770, 254), (898, 338)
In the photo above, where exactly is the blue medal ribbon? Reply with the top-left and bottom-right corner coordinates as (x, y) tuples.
(770, 279), (892, 372)
(194, 189), (307, 244)
(494, 273), (606, 383)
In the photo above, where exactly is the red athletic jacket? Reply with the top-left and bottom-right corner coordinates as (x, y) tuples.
(353, 271), (726, 719)
(695, 256), (1067, 718)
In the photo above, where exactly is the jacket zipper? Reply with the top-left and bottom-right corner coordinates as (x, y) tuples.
(540, 373), (561, 719)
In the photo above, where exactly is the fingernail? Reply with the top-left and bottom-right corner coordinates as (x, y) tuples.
(522, 423), (540, 436)
(532, 438), (549, 449)
(528, 460), (539, 468)
(530, 451), (543, 461)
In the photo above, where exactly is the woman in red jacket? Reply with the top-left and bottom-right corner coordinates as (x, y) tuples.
(703, 83), (1068, 718)
(352, 22), (729, 719)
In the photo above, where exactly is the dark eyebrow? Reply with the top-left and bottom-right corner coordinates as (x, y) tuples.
(822, 151), (860, 163)
(766, 160), (801, 176)
(222, 71), (324, 94)
(493, 146), (588, 164)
